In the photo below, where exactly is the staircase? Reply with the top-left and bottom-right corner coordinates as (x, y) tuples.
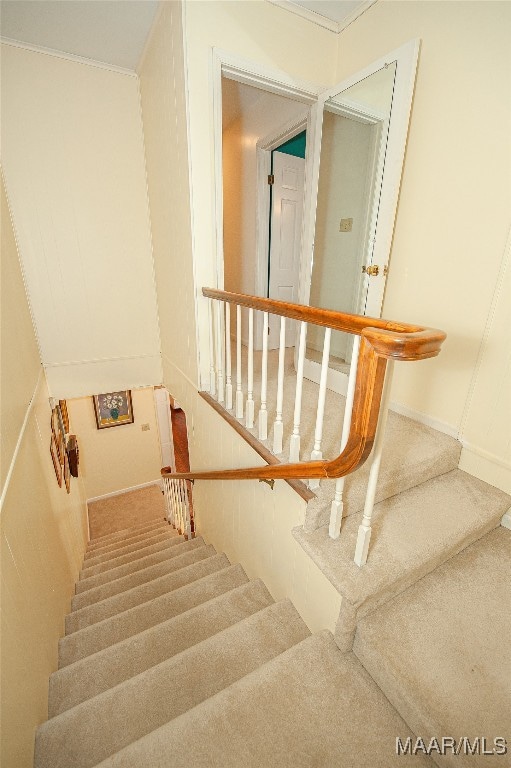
(35, 516), (437, 768)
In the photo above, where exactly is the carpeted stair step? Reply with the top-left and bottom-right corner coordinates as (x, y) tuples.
(65, 553), (231, 633)
(354, 526), (511, 768)
(83, 529), (181, 569)
(76, 537), (203, 592)
(93, 630), (432, 768)
(71, 542), (214, 610)
(35, 600), (310, 768)
(294, 470), (511, 637)
(84, 522), (172, 559)
(86, 519), (168, 551)
(49, 579), (274, 715)
(59, 564), (248, 667)
(304, 413), (461, 530)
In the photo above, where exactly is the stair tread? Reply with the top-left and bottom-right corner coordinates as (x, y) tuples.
(77, 537), (202, 592)
(305, 404), (461, 529)
(94, 631), (432, 768)
(65, 553), (230, 634)
(59, 564), (248, 667)
(71, 542), (213, 610)
(87, 518), (167, 549)
(294, 469), (510, 617)
(354, 526), (511, 756)
(49, 579), (274, 715)
(85, 526), (175, 559)
(35, 600), (310, 768)
(83, 530), (181, 568)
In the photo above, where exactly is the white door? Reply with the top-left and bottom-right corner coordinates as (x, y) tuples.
(268, 151), (305, 349)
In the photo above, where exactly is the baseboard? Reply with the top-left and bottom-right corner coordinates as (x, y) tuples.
(389, 400), (458, 439)
(501, 511), (511, 530)
(458, 444), (511, 495)
(87, 479), (163, 504)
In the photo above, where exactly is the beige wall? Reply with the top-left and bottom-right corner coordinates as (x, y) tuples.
(1, 175), (88, 768)
(138, 2), (198, 391)
(1, 43), (162, 399)
(333, 1), (511, 440)
(67, 387), (162, 500)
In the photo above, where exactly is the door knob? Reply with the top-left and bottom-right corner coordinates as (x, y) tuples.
(362, 265), (379, 276)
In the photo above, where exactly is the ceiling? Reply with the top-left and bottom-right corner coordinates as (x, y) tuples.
(268, 0), (377, 32)
(0, 0), (160, 70)
(0, 0), (376, 72)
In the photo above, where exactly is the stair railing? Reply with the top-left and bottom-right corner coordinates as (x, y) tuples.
(162, 472), (192, 540)
(163, 288), (445, 566)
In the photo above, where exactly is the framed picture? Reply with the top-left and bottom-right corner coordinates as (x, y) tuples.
(59, 400), (69, 433)
(50, 435), (62, 487)
(93, 390), (134, 429)
(56, 431), (66, 466)
(64, 451), (71, 494)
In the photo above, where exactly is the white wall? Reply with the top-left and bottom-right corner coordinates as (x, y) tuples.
(1, 173), (88, 768)
(1, 43), (162, 399)
(333, 1), (511, 444)
(138, 2), (198, 391)
(67, 387), (163, 500)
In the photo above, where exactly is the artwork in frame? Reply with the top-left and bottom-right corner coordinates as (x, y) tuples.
(64, 451), (71, 494)
(50, 435), (62, 487)
(59, 400), (70, 433)
(93, 391), (134, 430)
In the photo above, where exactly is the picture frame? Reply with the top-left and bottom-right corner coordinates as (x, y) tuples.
(64, 451), (71, 494)
(59, 399), (69, 433)
(93, 390), (134, 429)
(50, 435), (62, 487)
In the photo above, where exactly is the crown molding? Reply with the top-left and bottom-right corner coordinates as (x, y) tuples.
(0, 37), (137, 77)
(266, 0), (377, 34)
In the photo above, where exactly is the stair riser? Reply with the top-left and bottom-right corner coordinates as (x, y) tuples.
(35, 601), (310, 768)
(77, 538), (204, 593)
(59, 565), (248, 667)
(65, 554), (230, 634)
(72, 545), (214, 611)
(87, 519), (168, 550)
(83, 531), (181, 569)
(49, 580), (274, 715)
(85, 524), (171, 558)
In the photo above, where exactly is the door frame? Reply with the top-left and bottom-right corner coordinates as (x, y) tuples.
(211, 48), (322, 348)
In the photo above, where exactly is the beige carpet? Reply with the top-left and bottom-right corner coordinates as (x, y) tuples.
(35, 517), (430, 768)
(88, 485), (165, 539)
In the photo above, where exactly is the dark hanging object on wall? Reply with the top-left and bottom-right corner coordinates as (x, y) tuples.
(67, 435), (80, 478)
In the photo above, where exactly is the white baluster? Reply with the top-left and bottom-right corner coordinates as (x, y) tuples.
(216, 300), (224, 403)
(309, 327), (331, 489)
(163, 477), (171, 523)
(225, 302), (233, 410)
(289, 321), (307, 462)
(329, 335), (361, 538)
(183, 481), (192, 539)
(354, 359), (395, 567)
(235, 305), (244, 419)
(209, 299), (216, 398)
(272, 317), (286, 454)
(168, 478), (175, 527)
(246, 308), (255, 428)
(258, 312), (269, 440)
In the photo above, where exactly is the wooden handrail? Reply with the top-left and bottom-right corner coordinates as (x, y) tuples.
(162, 290), (446, 483)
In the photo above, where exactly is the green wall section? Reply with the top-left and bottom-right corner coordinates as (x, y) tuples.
(273, 130), (306, 159)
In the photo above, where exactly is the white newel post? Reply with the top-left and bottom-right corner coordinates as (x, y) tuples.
(329, 336), (361, 538)
(225, 302), (233, 410)
(289, 321), (307, 462)
(235, 305), (244, 419)
(272, 316), (286, 454)
(309, 327), (331, 489)
(354, 358), (395, 566)
(216, 300), (224, 403)
(258, 312), (269, 440)
(246, 308), (255, 428)
(209, 299), (216, 398)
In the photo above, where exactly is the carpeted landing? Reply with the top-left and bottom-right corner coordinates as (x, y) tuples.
(35, 516), (433, 768)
